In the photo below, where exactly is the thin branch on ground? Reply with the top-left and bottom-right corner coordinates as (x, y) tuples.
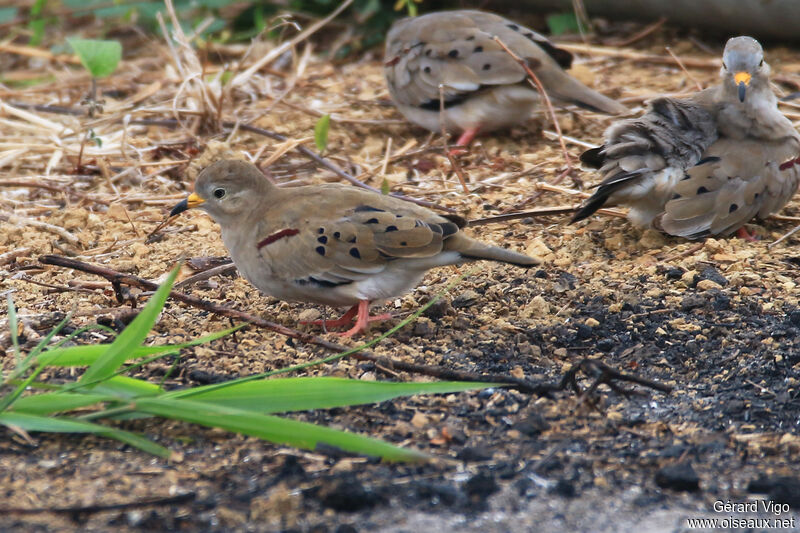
(38, 255), (671, 398)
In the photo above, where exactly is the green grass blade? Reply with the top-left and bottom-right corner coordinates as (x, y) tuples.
(133, 397), (427, 462)
(92, 375), (162, 398)
(40, 325), (240, 367)
(78, 265), (179, 387)
(0, 411), (171, 458)
(176, 377), (495, 413)
(314, 114), (330, 152)
(10, 392), (114, 415)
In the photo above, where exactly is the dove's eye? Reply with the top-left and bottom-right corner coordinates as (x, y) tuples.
(213, 188), (226, 199)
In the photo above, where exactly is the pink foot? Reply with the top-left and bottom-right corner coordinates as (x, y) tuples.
(337, 301), (393, 337)
(300, 304), (358, 329)
(448, 127), (480, 156)
(736, 226), (758, 242)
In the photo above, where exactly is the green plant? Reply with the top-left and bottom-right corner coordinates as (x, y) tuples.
(1, 265), (493, 461)
(67, 38), (122, 79)
(314, 114), (331, 153)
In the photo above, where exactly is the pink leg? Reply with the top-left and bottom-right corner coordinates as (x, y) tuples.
(736, 226), (758, 242)
(300, 304), (359, 328)
(338, 300), (393, 337)
(448, 127), (480, 156)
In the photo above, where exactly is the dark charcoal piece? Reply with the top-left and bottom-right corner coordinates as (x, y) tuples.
(693, 266), (728, 287)
(596, 338), (615, 352)
(316, 476), (384, 512)
(413, 482), (462, 507)
(664, 267), (685, 280)
(464, 472), (499, 500)
(575, 323), (593, 340)
(748, 476), (800, 508)
(655, 462), (700, 492)
(514, 413), (550, 437)
(549, 478), (576, 498)
(680, 295), (708, 312)
(456, 446), (493, 462)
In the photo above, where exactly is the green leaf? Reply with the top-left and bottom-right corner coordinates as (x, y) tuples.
(78, 265), (179, 387)
(0, 411), (171, 458)
(179, 377), (494, 414)
(67, 38), (122, 78)
(314, 114), (331, 153)
(39, 325), (240, 367)
(546, 12), (580, 36)
(133, 397), (426, 461)
(10, 392), (114, 415)
(93, 375), (163, 398)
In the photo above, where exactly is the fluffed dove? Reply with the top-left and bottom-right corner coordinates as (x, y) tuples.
(573, 36), (800, 239)
(170, 160), (540, 336)
(384, 10), (628, 148)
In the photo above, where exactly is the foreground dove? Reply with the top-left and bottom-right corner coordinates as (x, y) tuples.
(572, 36), (800, 239)
(170, 160), (539, 336)
(384, 10), (627, 148)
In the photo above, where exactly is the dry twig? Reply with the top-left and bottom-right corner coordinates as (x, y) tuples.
(38, 255), (671, 398)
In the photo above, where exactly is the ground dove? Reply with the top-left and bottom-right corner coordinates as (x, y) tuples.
(170, 160), (539, 336)
(384, 10), (628, 148)
(573, 36), (800, 239)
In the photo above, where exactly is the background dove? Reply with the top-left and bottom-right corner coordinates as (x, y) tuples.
(384, 10), (627, 148)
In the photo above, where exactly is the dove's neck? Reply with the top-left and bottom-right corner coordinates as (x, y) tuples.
(715, 81), (795, 141)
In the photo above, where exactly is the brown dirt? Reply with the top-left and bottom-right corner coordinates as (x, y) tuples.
(2, 15), (800, 533)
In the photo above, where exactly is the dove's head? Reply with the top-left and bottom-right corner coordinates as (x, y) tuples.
(721, 36), (768, 103)
(170, 160), (273, 225)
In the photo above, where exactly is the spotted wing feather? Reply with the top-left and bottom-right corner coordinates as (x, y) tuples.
(658, 139), (800, 238)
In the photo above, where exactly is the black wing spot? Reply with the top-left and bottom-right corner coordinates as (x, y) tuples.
(316, 246), (326, 256)
(729, 204), (738, 213)
(474, 45), (483, 53)
(355, 205), (385, 213)
(672, 193), (681, 200)
(317, 236), (328, 244)
(333, 231), (341, 239)
(754, 193), (760, 199)
(348, 236), (356, 243)
(697, 186), (709, 194)
(483, 64), (491, 71)
(400, 241), (408, 246)
(448, 49), (459, 58)
(525, 32), (534, 38)
(695, 156), (722, 166)
(466, 35), (475, 41)
(349, 248), (361, 259)
(365, 218), (379, 224)
(307, 277), (352, 288)
(385, 225), (398, 232)
(507, 24), (519, 31)
(425, 49), (432, 57)
(318, 227), (325, 234)
(681, 173), (691, 181)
